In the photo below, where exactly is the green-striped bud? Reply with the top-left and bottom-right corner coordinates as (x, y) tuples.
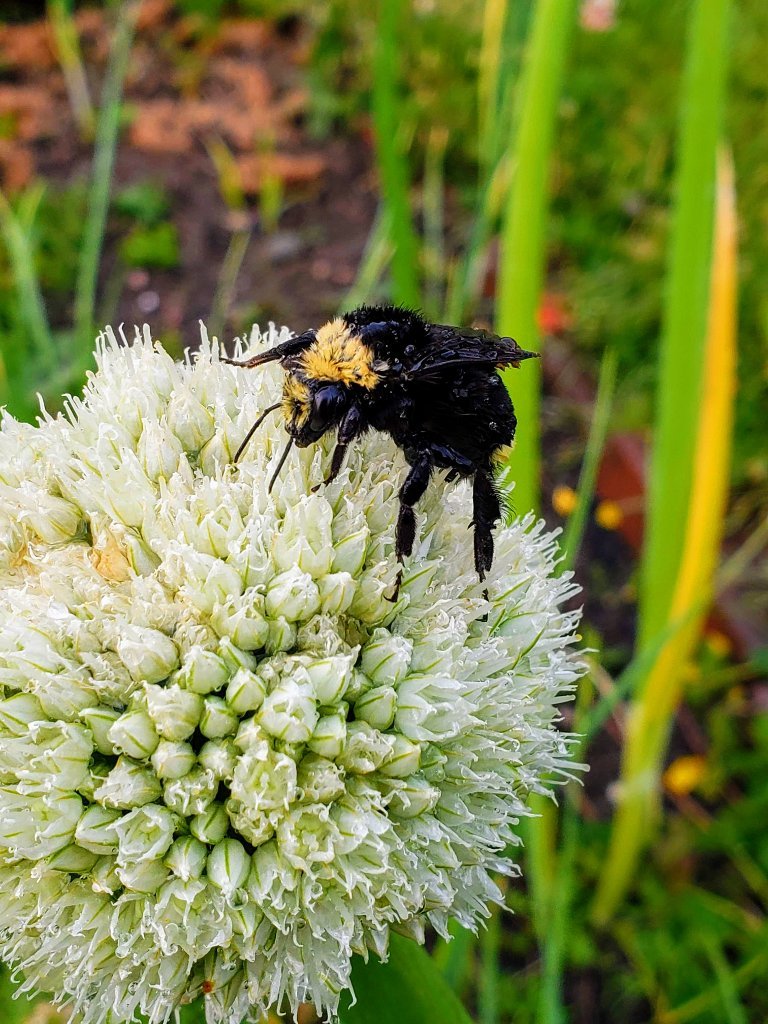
(164, 835), (208, 881)
(199, 696), (238, 738)
(207, 838), (250, 897)
(151, 739), (196, 781)
(189, 801), (229, 845)
(108, 708), (160, 759)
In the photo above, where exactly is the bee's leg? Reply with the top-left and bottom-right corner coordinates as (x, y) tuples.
(386, 454), (432, 602)
(312, 405), (366, 491)
(472, 469), (501, 602)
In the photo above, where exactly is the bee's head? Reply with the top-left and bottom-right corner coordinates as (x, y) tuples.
(282, 374), (349, 447)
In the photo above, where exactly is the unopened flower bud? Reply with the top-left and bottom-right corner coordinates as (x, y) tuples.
(108, 708), (160, 759)
(116, 857), (169, 893)
(189, 801), (229, 845)
(226, 668), (267, 714)
(379, 735), (422, 778)
(94, 756), (162, 809)
(265, 616), (297, 654)
(117, 625), (179, 684)
(349, 570), (397, 624)
(48, 843), (101, 873)
(207, 838), (250, 897)
(165, 835), (208, 881)
(353, 685), (397, 730)
(198, 738), (238, 780)
(331, 516), (369, 575)
(178, 647), (229, 694)
(218, 638), (258, 674)
(75, 805), (121, 854)
(167, 390), (215, 451)
(305, 655), (354, 705)
(200, 696), (238, 739)
(0, 693), (45, 735)
(343, 669), (372, 702)
(113, 803), (176, 866)
(210, 601), (269, 652)
(26, 494), (82, 544)
(138, 417), (184, 481)
(307, 711), (347, 760)
(317, 572), (356, 614)
(90, 855), (121, 894)
(337, 721), (394, 774)
(151, 739), (196, 780)
(80, 706), (121, 755)
(360, 628), (413, 686)
(259, 681), (318, 744)
(265, 567), (320, 622)
(145, 684), (202, 741)
(387, 777), (440, 819)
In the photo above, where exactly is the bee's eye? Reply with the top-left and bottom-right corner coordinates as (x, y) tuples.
(309, 386), (345, 432)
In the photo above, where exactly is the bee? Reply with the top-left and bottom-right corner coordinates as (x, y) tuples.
(224, 305), (537, 598)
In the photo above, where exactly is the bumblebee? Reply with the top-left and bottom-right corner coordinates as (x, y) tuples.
(224, 305), (537, 596)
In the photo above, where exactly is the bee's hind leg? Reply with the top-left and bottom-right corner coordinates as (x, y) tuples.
(472, 469), (501, 605)
(386, 453), (432, 602)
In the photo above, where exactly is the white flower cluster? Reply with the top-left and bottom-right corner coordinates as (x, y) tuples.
(0, 325), (582, 1024)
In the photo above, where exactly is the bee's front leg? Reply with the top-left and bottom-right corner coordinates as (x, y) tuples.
(313, 405), (366, 491)
(386, 453), (432, 602)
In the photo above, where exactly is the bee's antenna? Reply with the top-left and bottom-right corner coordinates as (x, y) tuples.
(268, 436), (294, 493)
(233, 403), (281, 463)
(222, 351), (285, 369)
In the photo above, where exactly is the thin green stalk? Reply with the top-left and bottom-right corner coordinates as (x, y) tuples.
(478, 902), (502, 1024)
(495, 0), (577, 515)
(371, 0), (420, 307)
(343, 206), (393, 311)
(209, 229), (252, 341)
(0, 186), (56, 373)
(74, 0), (140, 364)
(537, 679), (592, 1024)
(638, 0), (731, 649)
(422, 128), (448, 319)
(559, 347), (618, 569)
(48, 0), (95, 139)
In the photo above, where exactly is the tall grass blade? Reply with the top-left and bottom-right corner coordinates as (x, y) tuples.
(638, 0), (732, 649)
(0, 185), (56, 376)
(495, 0), (577, 515)
(371, 0), (420, 308)
(593, 145), (738, 924)
(560, 347), (618, 570)
(73, 0), (140, 367)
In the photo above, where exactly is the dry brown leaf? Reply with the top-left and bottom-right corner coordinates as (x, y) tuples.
(236, 151), (326, 194)
(0, 22), (57, 72)
(0, 139), (33, 193)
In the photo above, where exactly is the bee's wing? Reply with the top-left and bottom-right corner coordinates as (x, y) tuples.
(223, 329), (316, 369)
(401, 324), (538, 381)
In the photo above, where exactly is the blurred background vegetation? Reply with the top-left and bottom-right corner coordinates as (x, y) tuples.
(0, 0), (767, 1021)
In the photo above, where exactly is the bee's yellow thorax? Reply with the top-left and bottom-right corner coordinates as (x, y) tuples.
(301, 319), (380, 389)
